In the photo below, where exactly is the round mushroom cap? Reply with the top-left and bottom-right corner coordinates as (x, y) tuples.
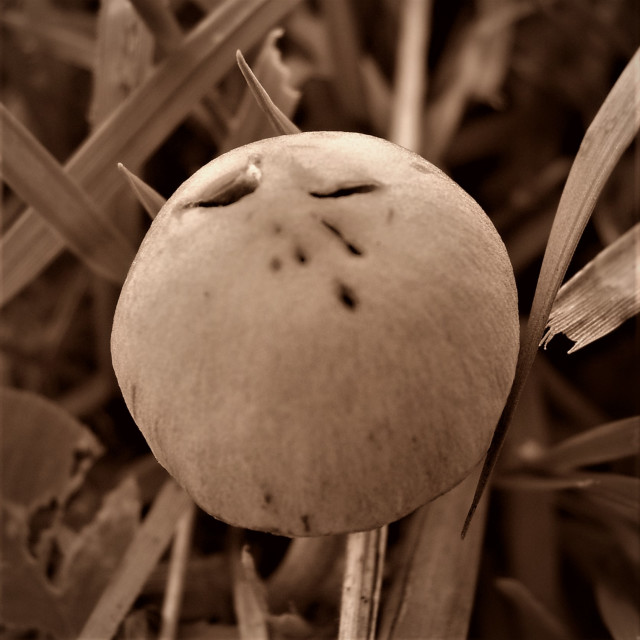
(111, 131), (519, 536)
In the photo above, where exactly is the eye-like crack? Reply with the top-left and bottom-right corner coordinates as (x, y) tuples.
(336, 282), (358, 310)
(309, 183), (379, 198)
(320, 219), (363, 256)
(193, 158), (261, 208)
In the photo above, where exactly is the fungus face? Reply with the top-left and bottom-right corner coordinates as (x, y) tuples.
(111, 131), (519, 536)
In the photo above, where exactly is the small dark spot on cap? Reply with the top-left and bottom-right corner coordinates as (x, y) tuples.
(270, 257), (282, 272)
(337, 282), (358, 310)
(301, 514), (311, 532)
(263, 492), (273, 505)
(387, 208), (395, 223)
(273, 223), (283, 234)
(295, 247), (308, 264)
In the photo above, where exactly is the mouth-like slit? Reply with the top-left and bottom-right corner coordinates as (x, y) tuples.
(309, 183), (379, 199)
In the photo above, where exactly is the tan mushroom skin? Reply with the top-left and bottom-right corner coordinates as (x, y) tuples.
(111, 131), (519, 536)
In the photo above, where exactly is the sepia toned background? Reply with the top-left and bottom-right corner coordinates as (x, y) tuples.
(1, 0), (638, 638)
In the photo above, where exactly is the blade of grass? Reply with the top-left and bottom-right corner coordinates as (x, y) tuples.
(159, 500), (197, 640)
(541, 222), (640, 352)
(1, 104), (136, 284)
(389, 0), (432, 150)
(464, 47), (640, 536)
(1, 0), (303, 306)
(531, 416), (640, 470)
(79, 479), (193, 640)
(222, 29), (300, 151)
(118, 164), (166, 219)
(379, 473), (487, 640)
(235, 49), (301, 135)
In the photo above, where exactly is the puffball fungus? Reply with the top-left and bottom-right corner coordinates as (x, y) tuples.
(111, 131), (519, 536)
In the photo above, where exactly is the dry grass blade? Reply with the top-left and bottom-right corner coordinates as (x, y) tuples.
(531, 416), (640, 470)
(232, 546), (269, 640)
(235, 50), (301, 136)
(159, 500), (197, 640)
(338, 528), (387, 640)
(389, 0), (432, 150)
(464, 48), (640, 536)
(118, 164), (166, 219)
(79, 479), (193, 640)
(1, 0), (302, 306)
(541, 222), (640, 352)
(1, 104), (136, 284)
(379, 473), (487, 640)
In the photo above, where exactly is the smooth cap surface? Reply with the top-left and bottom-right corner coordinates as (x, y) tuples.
(112, 131), (519, 536)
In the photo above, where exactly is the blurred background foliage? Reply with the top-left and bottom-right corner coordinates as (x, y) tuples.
(1, 0), (638, 638)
